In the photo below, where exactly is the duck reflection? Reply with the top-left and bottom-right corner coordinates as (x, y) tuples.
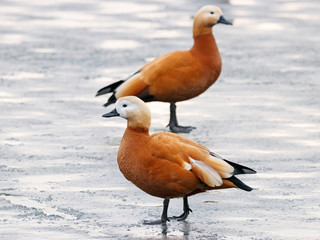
(160, 221), (191, 240)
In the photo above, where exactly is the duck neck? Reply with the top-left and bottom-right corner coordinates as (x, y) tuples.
(190, 33), (219, 57)
(126, 114), (151, 133)
(126, 124), (150, 134)
(122, 126), (150, 149)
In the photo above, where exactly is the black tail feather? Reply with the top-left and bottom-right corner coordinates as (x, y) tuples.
(226, 176), (253, 191)
(209, 152), (256, 175)
(96, 69), (142, 97)
(224, 160), (256, 175)
(103, 93), (117, 107)
(209, 151), (224, 160)
(96, 80), (124, 97)
(209, 152), (255, 191)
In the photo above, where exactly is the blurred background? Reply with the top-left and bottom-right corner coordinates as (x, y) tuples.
(0, 0), (319, 239)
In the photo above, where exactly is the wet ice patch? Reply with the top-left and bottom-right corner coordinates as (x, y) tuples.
(3, 72), (44, 80)
(229, 0), (257, 6)
(143, 29), (183, 39)
(100, 40), (141, 49)
(255, 22), (284, 31)
(0, 91), (14, 97)
(258, 172), (317, 179)
(1, 195), (76, 220)
(32, 48), (56, 53)
(98, 2), (159, 14)
(0, 34), (31, 44)
(136, 11), (169, 19)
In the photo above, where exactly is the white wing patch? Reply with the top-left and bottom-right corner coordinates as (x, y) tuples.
(190, 158), (223, 187)
(207, 155), (234, 178)
(184, 162), (192, 171)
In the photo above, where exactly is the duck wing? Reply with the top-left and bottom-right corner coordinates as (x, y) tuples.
(149, 132), (256, 191)
(149, 132), (234, 188)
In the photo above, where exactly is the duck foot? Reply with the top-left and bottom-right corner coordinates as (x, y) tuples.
(171, 208), (192, 221)
(143, 199), (170, 225)
(168, 103), (196, 133)
(169, 125), (196, 133)
(143, 218), (170, 225)
(171, 196), (192, 221)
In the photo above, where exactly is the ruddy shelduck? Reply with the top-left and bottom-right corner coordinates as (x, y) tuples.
(102, 96), (256, 224)
(97, 5), (232, 133)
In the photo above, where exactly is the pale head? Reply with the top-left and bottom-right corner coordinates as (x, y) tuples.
(193, 5), (232, 38)
(103, 96), (151, 131)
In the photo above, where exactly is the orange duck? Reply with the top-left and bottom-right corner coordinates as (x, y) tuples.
(102, 96), (256, 224)
(97, 5), (232, 133)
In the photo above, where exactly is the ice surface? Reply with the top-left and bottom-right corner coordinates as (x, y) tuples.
(1, 0), (319, 239)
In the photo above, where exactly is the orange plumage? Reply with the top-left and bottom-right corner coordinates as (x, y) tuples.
(102, 96), (256, 224)
(97, 5), (232, 133)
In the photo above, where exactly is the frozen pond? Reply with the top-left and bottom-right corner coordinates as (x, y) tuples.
(0, 0), (319, 239)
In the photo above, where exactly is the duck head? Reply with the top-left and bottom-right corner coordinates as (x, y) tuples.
(193, 5), (232, 38)
(103, 96), (151, 131)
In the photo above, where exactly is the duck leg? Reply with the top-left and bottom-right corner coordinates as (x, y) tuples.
(172, 197), (193, 221)
(168, 103), (196, 133)
(143, 199), (170, 225)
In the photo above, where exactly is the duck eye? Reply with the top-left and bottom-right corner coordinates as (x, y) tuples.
(210, 11), (214, 14)
(122, 104), (127, 108)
